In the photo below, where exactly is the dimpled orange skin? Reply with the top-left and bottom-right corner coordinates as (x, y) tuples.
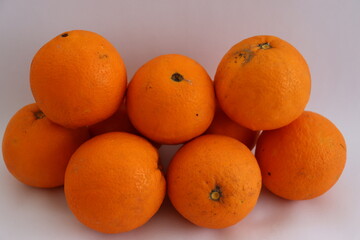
(30, 30), (127, 128)
(215, 35), (311, 130)
(206, 103), (259, 150)
(127, 54), (215, 144)
(64, 132), (166, 234)
(255, 111), (346, 200)
(2, 103), (89, 188)
(167, 134), (262, 229)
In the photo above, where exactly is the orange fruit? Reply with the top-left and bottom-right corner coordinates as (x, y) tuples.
(88, 102), (138, 137)
(64, 132), (166, 233)
(167, 134), (261, 228)
(30, 30), (127, 128)
(127, 54), (215, 144)
(2, 103), (89, 188)
(88, 102), (162, 148)
(215, 35), (311, 130)
(206, 102), (259, 150)
(255, 111), (346, 200)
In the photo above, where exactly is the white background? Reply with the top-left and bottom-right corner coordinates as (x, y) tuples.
(1, 0), (359, 239)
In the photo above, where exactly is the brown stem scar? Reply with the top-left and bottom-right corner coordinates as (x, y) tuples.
(171, 73), (184, 82)
(258, 43), (271, 49)
(34, 111), (45, 120)
(209, 185), (222, 201)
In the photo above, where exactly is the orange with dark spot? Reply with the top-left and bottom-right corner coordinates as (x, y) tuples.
(256, 111), (346, 200)
(30, 30), (127, 128)
(2, 103), (89, 188)
(127, 54), (215, 144)
(215, 35), (311, 130)
(167, 134), (261, 228)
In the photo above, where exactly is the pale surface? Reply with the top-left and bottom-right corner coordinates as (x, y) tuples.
(0, 0), (359, 239)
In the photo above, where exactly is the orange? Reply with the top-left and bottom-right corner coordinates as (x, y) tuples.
(88, 102), (138, 137)
(2, 103), (89, 188)
(255, 111), (346, 200)
(64, 132), (166, 234)
(167, 134), (261, 228)
(215, 35), (311, 130)
(127, 54), (215, 144)
(88, 102), (161, 148)
(206, 102), (259, 150)
(30, 30), (127, 128)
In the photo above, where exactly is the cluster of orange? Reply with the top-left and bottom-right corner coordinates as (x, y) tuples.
(2, 30), (346, 234)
